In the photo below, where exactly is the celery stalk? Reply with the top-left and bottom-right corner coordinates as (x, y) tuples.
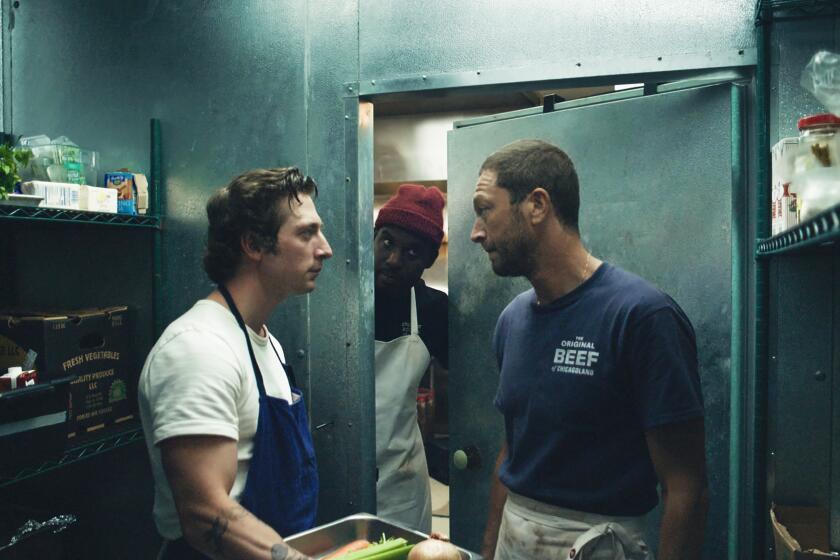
(337, 538), (410, 560)
(357, 543), (413, 560)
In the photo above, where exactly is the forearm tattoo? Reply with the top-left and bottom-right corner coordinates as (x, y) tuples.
(203, 505), (250, 554)
(271, 542), (313, 560)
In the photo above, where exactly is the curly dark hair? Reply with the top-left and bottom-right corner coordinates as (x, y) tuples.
(203, 167), (318, 285)
(480, 139), (580, 233)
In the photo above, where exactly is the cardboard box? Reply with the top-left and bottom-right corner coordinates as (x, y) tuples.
(134, 173), (149, 214)
(104, 171), (134, 201)
(771, 504), (834, 559)
(0, 307), (135, 438)
(105, 170), (134, 214)
(20, 180), (80, 209)
(79, 185), (118, 213)
(20, 181), (118, 213)
(771, 138), (800, 235)
(0, 368), (38, 392)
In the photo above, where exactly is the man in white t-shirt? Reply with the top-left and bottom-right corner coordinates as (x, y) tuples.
(138, 167), (333, 560)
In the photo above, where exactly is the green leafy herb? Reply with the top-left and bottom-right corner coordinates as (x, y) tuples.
(0, 144), (32, 199)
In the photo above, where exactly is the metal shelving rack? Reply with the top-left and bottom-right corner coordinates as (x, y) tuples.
(0, 205), (160, 228)
(752, 2), (840, 558)
(756, 203), (840, 256)
(0, 424), (144, 489)
(0, 118), (163, 488)
(756, 0), (840, 22)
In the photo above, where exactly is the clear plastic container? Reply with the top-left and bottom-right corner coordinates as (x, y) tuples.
(18, 136), (99, 186)
(794, 113), (840, 221)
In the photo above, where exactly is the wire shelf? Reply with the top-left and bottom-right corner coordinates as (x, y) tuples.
(0, 205), (160, 228)
(756, 0), (840, 22)
(756, 202), (840, 256)
(0, 425), (144, 489)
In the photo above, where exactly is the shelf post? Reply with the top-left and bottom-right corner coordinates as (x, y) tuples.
(151, 118), (164, 337)
(751, 6), (772, 559)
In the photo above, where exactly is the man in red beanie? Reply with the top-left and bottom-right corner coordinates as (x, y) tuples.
(374, 183), (448, 533)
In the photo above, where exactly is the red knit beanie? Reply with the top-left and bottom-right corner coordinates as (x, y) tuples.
(375, 184), (445, 248)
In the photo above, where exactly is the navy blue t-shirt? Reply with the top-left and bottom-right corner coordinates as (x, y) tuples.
(493, 262), (703, 516)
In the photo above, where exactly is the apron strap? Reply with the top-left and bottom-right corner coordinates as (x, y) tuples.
(217, 285), (268, 396)
(217, 285), (298, 391)
(410, 287), (419, 336)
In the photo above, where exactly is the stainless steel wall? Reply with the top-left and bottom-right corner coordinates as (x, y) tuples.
(359, 0), (755, 83)
(4, 1), (340, 557)
(305, 0), (378, 524)
(2, 0), (763, 556)
(10, 0), (310, 332)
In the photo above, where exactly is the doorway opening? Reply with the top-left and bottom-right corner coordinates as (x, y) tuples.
(369, 81), (644, 535)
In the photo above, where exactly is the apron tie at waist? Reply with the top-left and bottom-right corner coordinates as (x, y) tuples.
(496, 492), (653, 560)
(569, 523), (649, 559)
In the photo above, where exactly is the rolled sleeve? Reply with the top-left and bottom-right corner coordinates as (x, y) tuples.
(144, 329), (244, 445)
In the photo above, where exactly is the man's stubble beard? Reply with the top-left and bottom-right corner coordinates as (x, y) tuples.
(492, 215), (537, 278)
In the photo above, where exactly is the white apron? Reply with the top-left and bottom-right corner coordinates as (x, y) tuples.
(495, 492), (653, 560)
(375, 288), (433, 533)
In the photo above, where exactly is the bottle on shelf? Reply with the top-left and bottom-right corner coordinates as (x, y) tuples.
(794, 113), (840, 222)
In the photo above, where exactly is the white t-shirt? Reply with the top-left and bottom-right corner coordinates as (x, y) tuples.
(138, 299), (293, 540)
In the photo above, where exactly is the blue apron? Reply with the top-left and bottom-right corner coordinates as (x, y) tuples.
(161, 287), (318, 559)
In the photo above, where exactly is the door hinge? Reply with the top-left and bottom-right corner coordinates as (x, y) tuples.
(542, 93), (564, 113)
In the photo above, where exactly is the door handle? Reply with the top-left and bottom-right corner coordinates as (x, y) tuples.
(453, 445), (482, 470)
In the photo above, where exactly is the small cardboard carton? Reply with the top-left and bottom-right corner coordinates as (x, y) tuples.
(134, 173), (149, 214)
(771, 504), (834, 559)
(20, 181), (118, 213)
(771, 137), (800, 235)
(20, 180), (80, 209)
(0, 368), (38, 392)
(79, 185), (118, 213)
(104, 170), (138, 214)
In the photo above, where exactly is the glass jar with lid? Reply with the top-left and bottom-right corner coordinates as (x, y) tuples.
(794, 113), (840, 222)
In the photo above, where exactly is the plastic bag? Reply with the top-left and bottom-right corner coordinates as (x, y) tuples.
(17, 134), (51, 147)
(801, 50), (840, 115)
(0, 514), (76, 551)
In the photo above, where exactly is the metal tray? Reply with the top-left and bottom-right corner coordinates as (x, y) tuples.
(284, 513), (481, 559)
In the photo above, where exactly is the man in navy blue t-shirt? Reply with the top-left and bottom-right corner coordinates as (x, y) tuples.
(471, 140), (708, 560)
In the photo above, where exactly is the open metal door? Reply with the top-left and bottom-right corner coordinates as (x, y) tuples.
(447, 83), (744, 558)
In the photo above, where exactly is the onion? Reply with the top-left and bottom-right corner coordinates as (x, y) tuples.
(407, 539), (461, 560)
